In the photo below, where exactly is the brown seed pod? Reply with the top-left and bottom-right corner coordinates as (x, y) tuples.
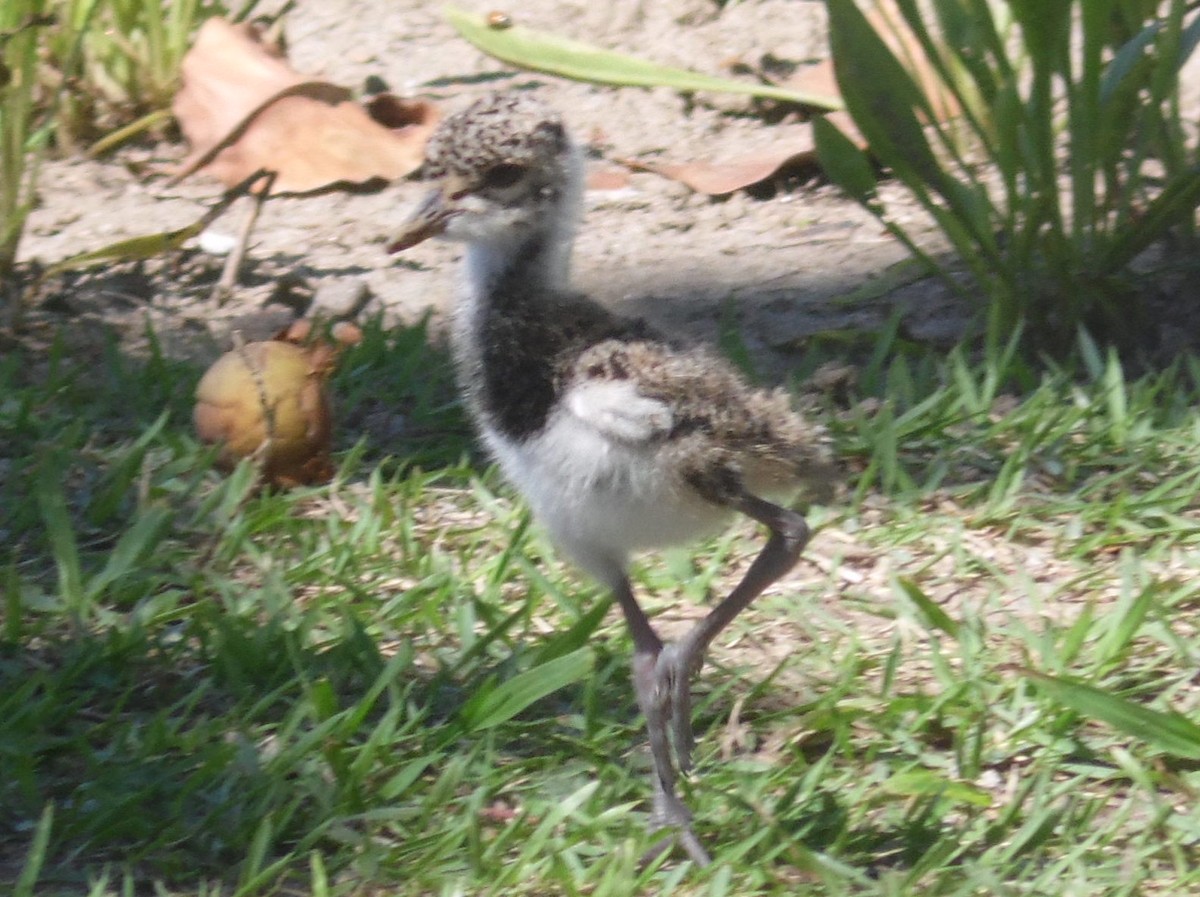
(194, 320), (361, 488)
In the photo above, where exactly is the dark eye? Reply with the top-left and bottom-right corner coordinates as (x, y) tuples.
(482, 163), (526, 190)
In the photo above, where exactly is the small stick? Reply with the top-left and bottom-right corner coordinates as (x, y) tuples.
(212, 170), (277, 306)
(233, 329), (277, 486)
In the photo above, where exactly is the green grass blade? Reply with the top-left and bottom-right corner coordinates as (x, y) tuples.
(309, 851), (330, 897)
(881, 769), (993, 807)
(1100, 15), (1163, 105)
(896, 577), (960, 638)
(84, 506), (174, 603)
(1102, 162), (1200, 271)
(1058, 601), (1096, 668)
(1094, 581), (1154, 668)
(86, 412), (170, 525)
(445, 7), (842, 108)
(825, 0), (944, 186)
(13, 803), (53, 897)
(813, 115), (878, 202)
(1101, 347), (1129, 444)
(1029, 671), (1200, 760)
(35, 465), (84, 617)
(461, 646), (594, 731)
(41, 219), (210, 278)
(826, 0), (1002, 264)
(88, 107), (173, 156)
(532, 593), (612, 665)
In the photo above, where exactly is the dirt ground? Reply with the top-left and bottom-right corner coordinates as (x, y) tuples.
(10, 0), (968, 374)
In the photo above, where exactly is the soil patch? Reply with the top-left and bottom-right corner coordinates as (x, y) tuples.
(9, 0), (956, 375)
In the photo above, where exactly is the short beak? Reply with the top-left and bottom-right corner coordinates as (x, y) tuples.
(388, 186), (454, 253)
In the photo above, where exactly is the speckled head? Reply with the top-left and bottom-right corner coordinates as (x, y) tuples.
(389, 92), (578, 254)
(423, 93), (568, 183)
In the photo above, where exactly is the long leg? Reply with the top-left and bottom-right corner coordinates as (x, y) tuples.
(610, 574), (712, 866)
(659, 491), (810, 772)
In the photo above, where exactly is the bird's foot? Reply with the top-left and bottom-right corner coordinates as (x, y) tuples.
(643, 782), (711, 868)
(654, 641), (703, 773)
(632, 648), (711, 867)
(641, 827), (712, 868)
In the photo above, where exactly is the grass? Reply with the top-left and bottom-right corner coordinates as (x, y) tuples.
(3, 7), (1198, 895)
(2, 0), (246, 279)
(2, 316), (1199, 896)
(816, 0), (1200, 354)
(42, 0), (253, 151)
(1, 1), (54, 278)
(4, 2), (1199, 891)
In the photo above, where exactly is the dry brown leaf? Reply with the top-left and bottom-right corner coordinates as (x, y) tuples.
(641, 149), (811, 195)
(626, 0), (952, 196)
(622, 125), (818, 195)
(783, 57), (841, 102)
(584, 165), (632, 192)
(173, 18), (439, 194)
(779, 61), (866, 148)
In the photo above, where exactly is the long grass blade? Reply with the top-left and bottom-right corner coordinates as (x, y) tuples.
(13, 803), (53, 897)
(813, 115), (878, 203)
(881, 768), (992, 807)
(446, 8), (841, 108)
(896, 577), (960, 638)
(1029, 671), (1200, 760)
(84, 506), (174, 603)
(35, 464), (84, 618)
(461, 647), (593, 731)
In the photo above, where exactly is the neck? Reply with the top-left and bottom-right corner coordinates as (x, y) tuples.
(446, 143), (599, 438)
(451, 225), (570, 418)
(462, 139), (583, 305)
(461, 226), (570, 303)
(452, 142), (583, 370)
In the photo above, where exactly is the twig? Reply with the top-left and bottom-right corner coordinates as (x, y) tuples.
(212, 170), (277, 305)
(233, 329), (277, 483)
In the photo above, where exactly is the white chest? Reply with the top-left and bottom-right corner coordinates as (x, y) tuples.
(479, 407), (728, 580)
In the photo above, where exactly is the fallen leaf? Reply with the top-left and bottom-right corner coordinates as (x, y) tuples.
(782, 57), (841, 102)
(617, 0), (955, 198)
(632, 150), (810, 195)
(622, 125), (820, 195)
(779, 61), (866, 148)
(173, 19), (438, 194)
(584, 165), (632, 192)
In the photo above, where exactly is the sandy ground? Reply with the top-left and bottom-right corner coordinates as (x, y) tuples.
(11, 0), (964, 375)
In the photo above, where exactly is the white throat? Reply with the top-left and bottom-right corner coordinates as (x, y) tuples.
(450, 140), (585, 386)
(459, 139), (584, 303)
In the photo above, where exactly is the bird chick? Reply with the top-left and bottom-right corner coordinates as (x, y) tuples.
(390, 92), (836, 865)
